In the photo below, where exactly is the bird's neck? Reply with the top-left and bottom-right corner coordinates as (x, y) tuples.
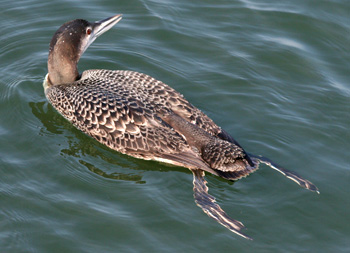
(48, 38), (80, 85)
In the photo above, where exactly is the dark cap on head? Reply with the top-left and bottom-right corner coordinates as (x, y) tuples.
(47, 15), (122, 86)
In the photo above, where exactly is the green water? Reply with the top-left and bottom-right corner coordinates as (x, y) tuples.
(1, 0), (349, 252)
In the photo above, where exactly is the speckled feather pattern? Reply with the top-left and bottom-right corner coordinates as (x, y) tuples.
(44, 16), (319, 240)
(45, 69), (257, 180)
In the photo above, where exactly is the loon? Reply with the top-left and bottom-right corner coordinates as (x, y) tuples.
(43, 15), (319, 239)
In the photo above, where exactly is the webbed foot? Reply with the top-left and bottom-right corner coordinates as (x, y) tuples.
(249, 154), (319, 194)
(191, 169), (253, 240)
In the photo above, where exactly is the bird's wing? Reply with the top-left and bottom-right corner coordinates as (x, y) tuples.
(45, 71), (218, 174)
(84, 69), (224, 136)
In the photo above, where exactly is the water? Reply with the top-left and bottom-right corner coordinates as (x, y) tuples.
(1, 0), (349, 252)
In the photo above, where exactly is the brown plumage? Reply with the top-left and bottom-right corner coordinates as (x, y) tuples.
(44, 15), (319, 240)
(45, 69), (257, 181)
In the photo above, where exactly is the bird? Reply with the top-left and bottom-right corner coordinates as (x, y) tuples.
(43, 14), (319, 240)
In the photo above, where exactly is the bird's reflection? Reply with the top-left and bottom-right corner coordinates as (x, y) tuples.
(78, 159), (146, 184)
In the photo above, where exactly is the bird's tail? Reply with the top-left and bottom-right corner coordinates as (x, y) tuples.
(201, 139), (259, 181)
(160, 112), (259, 181)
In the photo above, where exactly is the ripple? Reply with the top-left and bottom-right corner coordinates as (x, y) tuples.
(0, 0), (349, 251)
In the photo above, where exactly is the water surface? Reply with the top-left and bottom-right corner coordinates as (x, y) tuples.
(1, 0), (349, 252)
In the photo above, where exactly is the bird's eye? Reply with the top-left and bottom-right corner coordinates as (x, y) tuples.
(86, 28), (92, 35)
